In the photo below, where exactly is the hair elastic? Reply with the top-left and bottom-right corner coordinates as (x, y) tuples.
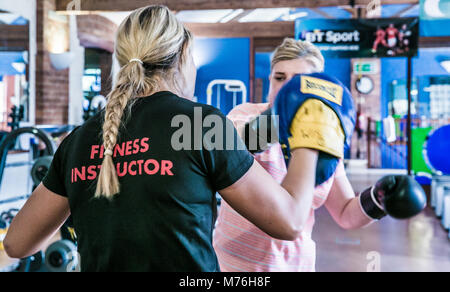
(129, 58), (144, 65)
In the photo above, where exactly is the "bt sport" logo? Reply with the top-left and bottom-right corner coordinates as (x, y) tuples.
(303, 30), (361, 44)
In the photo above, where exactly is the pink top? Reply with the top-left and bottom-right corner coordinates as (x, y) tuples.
(213, 103), (346, 272)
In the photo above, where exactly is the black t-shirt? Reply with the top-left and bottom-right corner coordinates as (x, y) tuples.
(42, 91), (254, 272)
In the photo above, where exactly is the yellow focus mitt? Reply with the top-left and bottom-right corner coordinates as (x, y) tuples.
(288, 99), (345, 158)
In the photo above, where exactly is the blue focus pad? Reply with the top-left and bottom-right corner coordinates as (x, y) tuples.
(274, 73), (356, 186)
(316, 152), (341, 186)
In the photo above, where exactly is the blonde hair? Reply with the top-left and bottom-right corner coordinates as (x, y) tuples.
(96, 5), (193, 199)
(271, 38), (324, 73)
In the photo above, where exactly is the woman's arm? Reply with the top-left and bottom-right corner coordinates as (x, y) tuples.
(4, 183), (70, 259)
(325, 174), (373, 230)
(219, 147), (317, 241)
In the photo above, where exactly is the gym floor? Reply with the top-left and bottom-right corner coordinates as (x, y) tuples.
(0, 159), (449, 272)
(314, 207), (450, 272)
(313, 167), (450, 272)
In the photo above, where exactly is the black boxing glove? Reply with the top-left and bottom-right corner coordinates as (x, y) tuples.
(359, 175), (427, 220)
(243, 108), (278, 154)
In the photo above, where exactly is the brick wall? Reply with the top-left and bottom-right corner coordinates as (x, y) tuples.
(34, 2), (118, 125)
(77, 15), (117, 54)
(35, 0), (70, 125)
(0, 25), (29, 51)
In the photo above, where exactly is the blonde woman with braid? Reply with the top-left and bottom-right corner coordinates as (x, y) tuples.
(4, 6), (325, 272)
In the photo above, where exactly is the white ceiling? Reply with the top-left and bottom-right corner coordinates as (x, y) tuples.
(176, 9), (234, 23)
(96, 3), (426, 25)
(239, 8), (291, 22)
(98, 8), (303, 25)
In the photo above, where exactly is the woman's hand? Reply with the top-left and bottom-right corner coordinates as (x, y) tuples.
(227, 103), (270, 140)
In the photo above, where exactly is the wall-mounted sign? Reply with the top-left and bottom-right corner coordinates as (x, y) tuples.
(295, 18), (419, 58)
(353, 61), (379, 75)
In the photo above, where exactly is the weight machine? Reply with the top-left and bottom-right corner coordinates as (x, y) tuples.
(0, 126), (78, 272)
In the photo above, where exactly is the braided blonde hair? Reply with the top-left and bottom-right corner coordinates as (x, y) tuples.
(271, 38), (324, 73)
(96, 5), (193, 199)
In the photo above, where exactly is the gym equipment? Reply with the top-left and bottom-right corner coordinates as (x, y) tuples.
(412, 127), (433, 175)
(45, 240), (79, 272)
(0, 208), (18, 224)
(244, 73), (356, 186)
(0, 209), (16, 251)
(359, 175), (427, 220)
(206, 80), (247, 111)
(423, 125), (450, 176)
(0, 127), (55, 186)
(37, 125), (77, 139)
(442, 188), (450, 230)
(0, 126), (78, 272)
(434, 182), (450, 218)
(0, 132), (6, 145)
(30, 156), (53, 188)
(275, 74), (355, 185)
(423, 125), (450, 239)
(431, 176), (450, 209)
(383, 116), (397, 143)
(0, 127), (55, 206)
(0, 228), (6, 251)
(415, 172), (432, 186)
(15, 251), (45, 272)
(7, 106), (25, 132)
(424, 125), (450, 211)
(83, 95), (106, 122)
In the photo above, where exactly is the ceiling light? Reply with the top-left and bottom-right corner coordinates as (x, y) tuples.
(49, 52), (75, 71)
(219, 9), (244, 23)
(239, 8), (290, 23)
(281, 11), (308, 21)
(176, 10), (233, 23)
